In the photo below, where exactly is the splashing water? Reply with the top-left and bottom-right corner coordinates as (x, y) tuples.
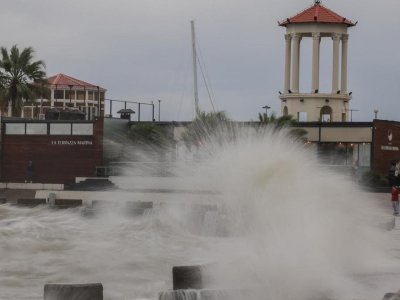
(0, 128), (399, 300)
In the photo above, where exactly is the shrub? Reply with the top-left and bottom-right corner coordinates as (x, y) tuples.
(361, 170), (389, 187)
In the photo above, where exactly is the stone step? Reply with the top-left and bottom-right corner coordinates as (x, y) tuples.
(16, 198), (46, 207)
(53, 199), (83, 208)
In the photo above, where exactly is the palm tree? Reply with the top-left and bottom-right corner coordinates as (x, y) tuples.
(181, 111), (234, 148)
(0, 45), (47, 117)
(258, 112), (307, 139)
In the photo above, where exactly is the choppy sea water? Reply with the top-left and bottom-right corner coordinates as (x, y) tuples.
(0, 203), (219, 300)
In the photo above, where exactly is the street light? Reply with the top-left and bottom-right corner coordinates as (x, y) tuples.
(262, 105), (271, 117)
(374, 109), (379, 119)
(158, 99), (161, 122)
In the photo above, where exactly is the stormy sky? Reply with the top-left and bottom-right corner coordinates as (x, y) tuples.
(0, 0), (399, 122)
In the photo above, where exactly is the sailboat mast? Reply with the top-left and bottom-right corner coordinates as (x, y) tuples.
(191, 20), (200, 116)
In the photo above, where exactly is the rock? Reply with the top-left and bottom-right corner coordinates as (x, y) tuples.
(44, 283), (103, 300)
(173, 265), (203, 290)
(383, 292), (400, 300)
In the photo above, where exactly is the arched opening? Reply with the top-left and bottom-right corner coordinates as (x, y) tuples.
(283, 106), (288, 116)
(320, 106), (332, 122)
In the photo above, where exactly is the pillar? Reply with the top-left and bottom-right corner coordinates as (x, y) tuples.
(284, 34), (292, 93)
(341, 34), (349, 93)
(85, 90), (89, 107)
(332, 33), (341, 93)
(291, 33), (301, 93)
(50, 89), (54, 108)
(311, 32), (321, 92)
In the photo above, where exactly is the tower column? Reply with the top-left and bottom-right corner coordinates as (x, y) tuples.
(291, 33), (301, 93)
(332, 33), (341, 93)
(341, 34), (349, 93)
(311, 32), (321, 92)
(284, 34), (292, 93)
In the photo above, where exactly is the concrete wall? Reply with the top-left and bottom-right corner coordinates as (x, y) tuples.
(1, 118), (103, 184)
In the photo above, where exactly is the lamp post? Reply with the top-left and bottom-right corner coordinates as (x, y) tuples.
(374, 109), (379, 119)
(262, 105), (271, 117)
(346, 108), (359, 122)
(151, 101), (155, 122)
(158, 99), (161, 122)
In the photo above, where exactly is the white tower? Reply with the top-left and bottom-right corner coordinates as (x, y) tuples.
(279, 1), (356, 122)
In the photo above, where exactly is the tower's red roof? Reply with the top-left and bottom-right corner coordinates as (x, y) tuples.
(47, 73), (106, 91)
(279, 3), (355, 27)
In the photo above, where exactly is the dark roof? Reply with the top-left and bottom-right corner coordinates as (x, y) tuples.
(117, 109), (135, 114)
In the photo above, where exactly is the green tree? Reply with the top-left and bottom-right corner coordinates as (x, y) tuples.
(0, 45), (47, 116)
(129, 123), (173, 149)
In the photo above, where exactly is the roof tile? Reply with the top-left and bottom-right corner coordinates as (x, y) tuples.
(47, 73), (106, 91)
(279, 3), (355, 27)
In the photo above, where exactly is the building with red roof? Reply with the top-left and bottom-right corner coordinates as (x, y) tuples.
(23, 73), (106, 120)
(278, 0), (356, 123)
(278, 1), (355, 27)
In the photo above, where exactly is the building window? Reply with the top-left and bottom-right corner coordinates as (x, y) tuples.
(88, 91), (94, 100)
(283, 106), (288, 116)
(26, 123), (47, 135)
(72, 123), (93, 135)
(353, 143), (371, 167)
(77, 91), (86, 101)
(54, 90), (64, 99)
(320, 106), (332, 122)
(50, 123), (71, 135)
(5, 123), (25, 135)
(65, 90), (75, 100)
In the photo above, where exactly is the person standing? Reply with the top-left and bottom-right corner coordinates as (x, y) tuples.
(392, 185), (399, 216)
(25, 161), (33, 183)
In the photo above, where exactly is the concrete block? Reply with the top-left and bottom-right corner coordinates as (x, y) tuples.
(173, 265), (203, 290)
(159, 290), (200, 300)
(159, 289), (251, 300)
(44, 283), (103, 300)
(200, 289), (252, 300)
(16, 198), (46, 207)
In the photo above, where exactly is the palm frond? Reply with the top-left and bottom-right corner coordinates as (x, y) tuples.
(0, 45), (46, 116)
